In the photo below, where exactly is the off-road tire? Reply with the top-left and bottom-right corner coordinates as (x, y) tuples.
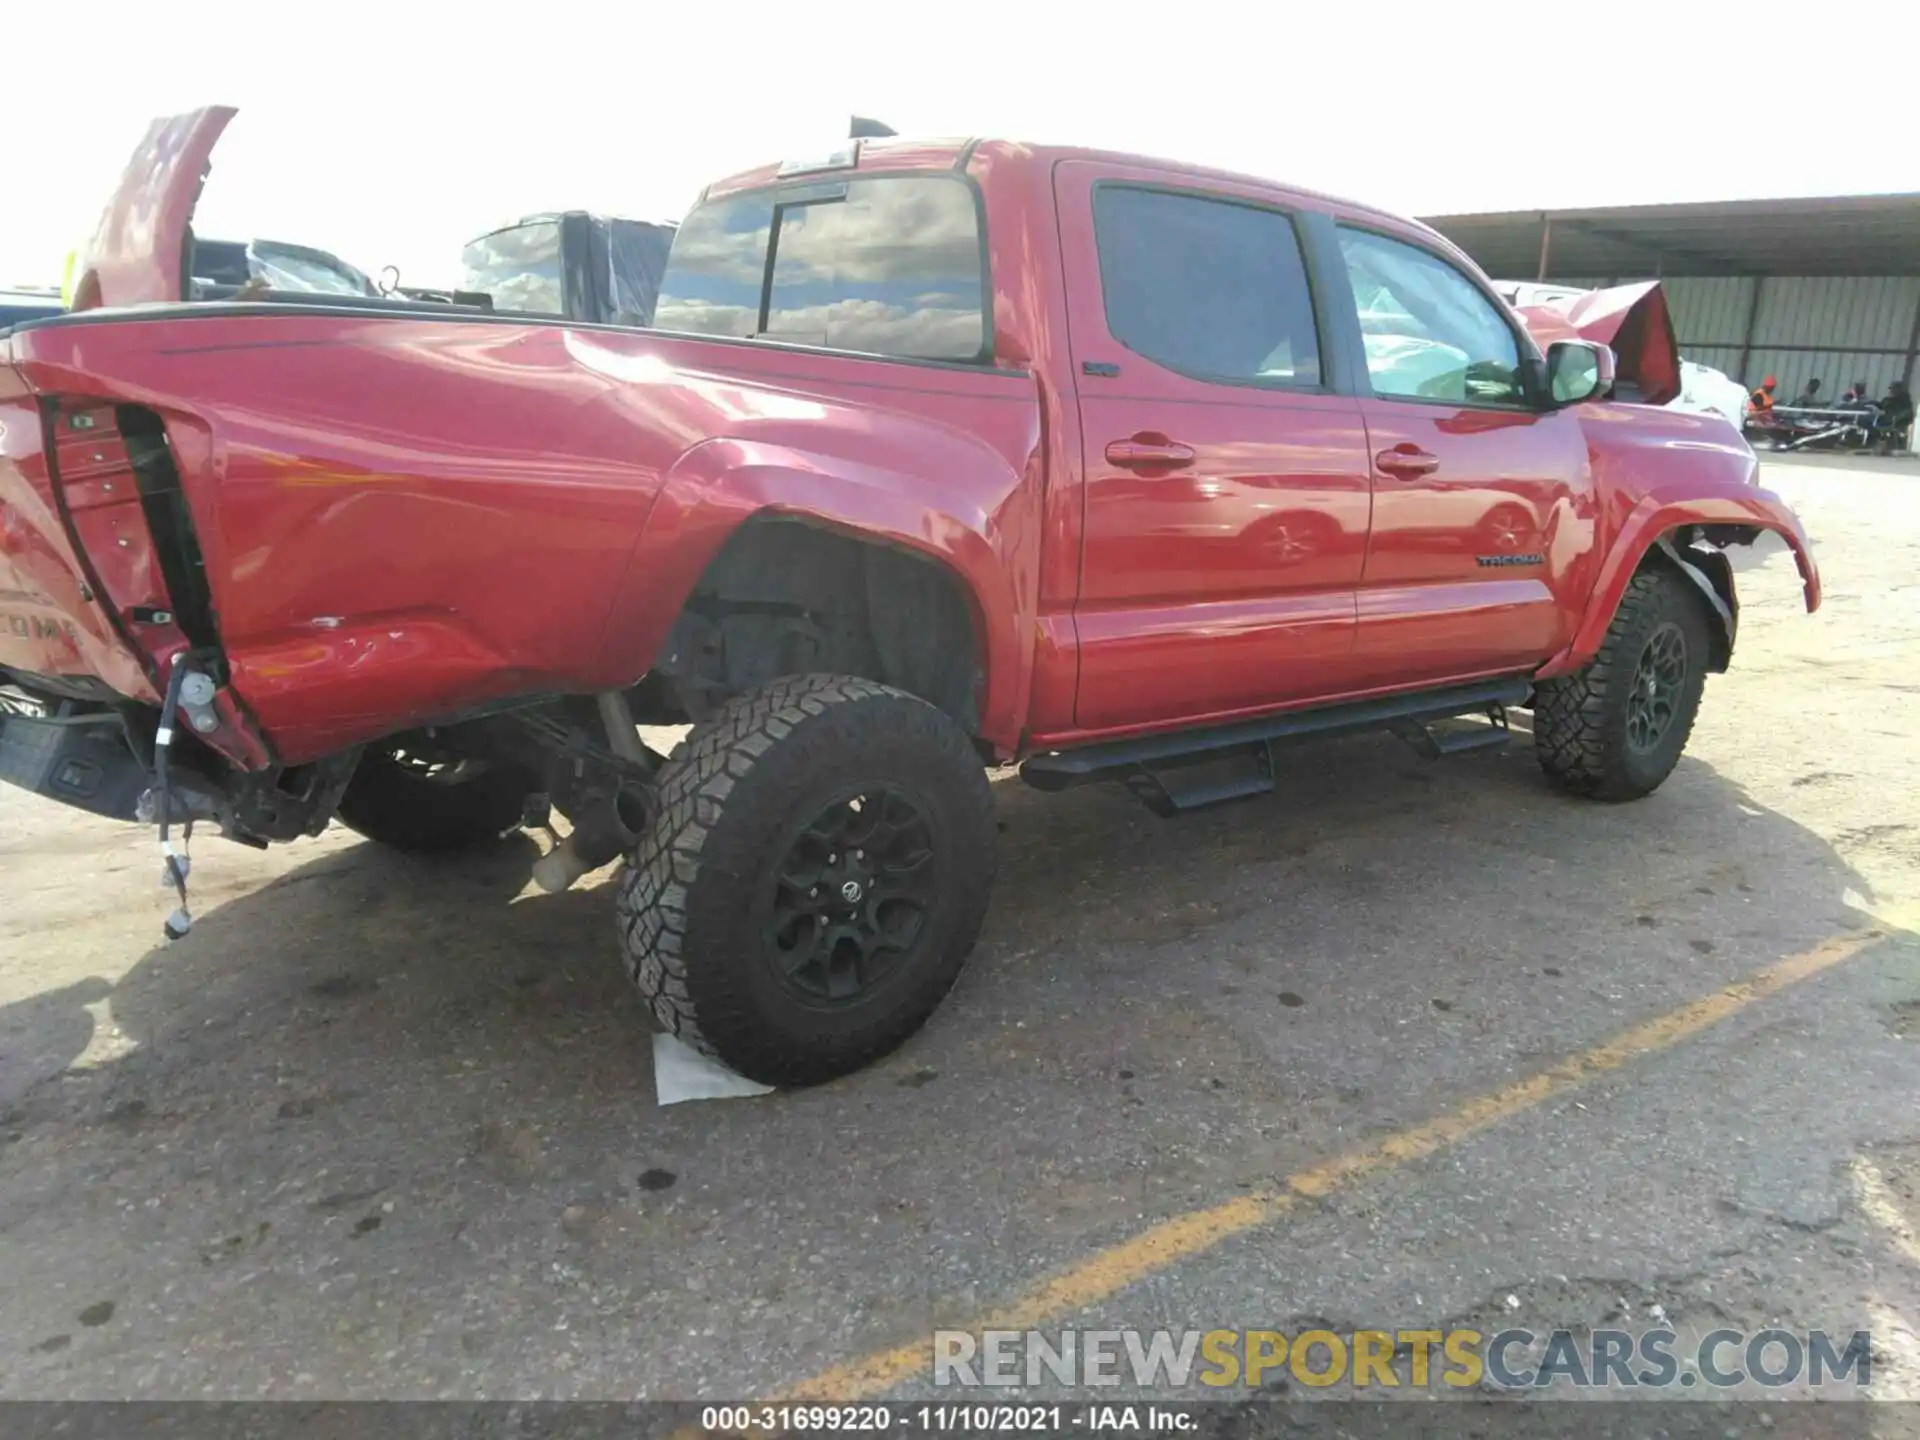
(335, 748), (529, 853)
(616, 675), (996, 1088)
(1533, 567), (1712, 801)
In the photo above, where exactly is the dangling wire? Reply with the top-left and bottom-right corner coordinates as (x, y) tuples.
(154, 658), (194, 940)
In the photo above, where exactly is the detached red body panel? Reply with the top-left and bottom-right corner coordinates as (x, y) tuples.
(70, 106), (236, 313)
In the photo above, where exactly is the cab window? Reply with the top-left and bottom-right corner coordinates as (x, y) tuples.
(1092, 186), (1322, 388)
(1336, 227), (1524, 405)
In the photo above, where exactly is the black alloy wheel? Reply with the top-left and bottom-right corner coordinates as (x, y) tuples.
(1624, 621), (1688, 755)
(764, 785), (938, 1005)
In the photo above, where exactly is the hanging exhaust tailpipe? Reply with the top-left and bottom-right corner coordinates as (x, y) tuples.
(530, 779), (652, 894)
(529, 690), (657, 894)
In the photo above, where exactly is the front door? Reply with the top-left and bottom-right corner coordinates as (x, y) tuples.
(1056, 162), (1373, 733)
(1329, 222), (1598, 688)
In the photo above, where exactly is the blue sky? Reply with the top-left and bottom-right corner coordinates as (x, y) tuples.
(7, 0), (1916, 289)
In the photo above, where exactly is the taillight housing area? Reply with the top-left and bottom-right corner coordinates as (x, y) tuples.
(117, 406), (219, 658)
(48, 401), (218, 662)
(27, 397), (268, 770)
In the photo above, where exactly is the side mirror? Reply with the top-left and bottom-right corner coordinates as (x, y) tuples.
(1544, 340), (1616, 407)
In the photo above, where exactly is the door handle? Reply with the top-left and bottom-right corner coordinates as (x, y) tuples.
(1106, 436), (1196, 469)
(1375, 445), (1439, 478)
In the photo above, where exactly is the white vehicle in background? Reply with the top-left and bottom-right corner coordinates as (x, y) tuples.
(1498, 281), (1590, 309)
(1667, 359), (1749, 430)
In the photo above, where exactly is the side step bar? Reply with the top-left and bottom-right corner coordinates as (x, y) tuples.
(1020, 676), (1531, 817)
(1389, 706), (1513, 760)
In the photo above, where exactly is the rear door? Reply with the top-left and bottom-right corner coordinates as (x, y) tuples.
(1056, 161), (1372, 732)
(1329, 223), (1598, 687)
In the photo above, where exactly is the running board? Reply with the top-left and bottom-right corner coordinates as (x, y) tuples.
(1021, 677), (1531, 817)
(1389, 704), (1513, 760)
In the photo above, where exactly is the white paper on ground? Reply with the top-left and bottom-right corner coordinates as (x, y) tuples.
(652, 1031), (775, 1104)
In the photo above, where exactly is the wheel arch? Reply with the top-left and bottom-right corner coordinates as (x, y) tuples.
(592, 435), (1038, 755)
(649, 511), (991, 735)
(1537, 487), (1819, 681)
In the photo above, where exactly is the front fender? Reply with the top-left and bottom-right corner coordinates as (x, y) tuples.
(593, 435), (1037, 753)
(1536, 485), (1820, 680)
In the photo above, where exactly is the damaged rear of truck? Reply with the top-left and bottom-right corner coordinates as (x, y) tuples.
(1, 108), (1024, 982)
(0, 302), (1011, 857)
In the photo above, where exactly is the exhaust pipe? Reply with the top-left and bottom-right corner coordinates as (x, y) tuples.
(530, 778), (652, 894)
(529, 688), (657, 894)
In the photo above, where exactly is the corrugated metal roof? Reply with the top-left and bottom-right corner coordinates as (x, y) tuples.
(1425, 193), (1920, 277)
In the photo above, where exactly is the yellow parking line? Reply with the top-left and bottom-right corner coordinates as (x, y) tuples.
(780, 925), (1893, 1401)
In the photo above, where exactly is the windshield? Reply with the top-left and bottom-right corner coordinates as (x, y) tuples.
(461, 221), (566, 316)
(653, 174), (987, 362)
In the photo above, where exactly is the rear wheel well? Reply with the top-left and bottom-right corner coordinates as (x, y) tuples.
(639, 516), (985, 735)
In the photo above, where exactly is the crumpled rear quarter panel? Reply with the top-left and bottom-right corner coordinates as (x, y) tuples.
(9, 311), (1042, 763)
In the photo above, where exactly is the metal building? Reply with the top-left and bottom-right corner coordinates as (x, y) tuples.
(1422, 194), (1920, 399)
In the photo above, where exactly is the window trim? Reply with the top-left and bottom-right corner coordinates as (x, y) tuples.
(1088, 179), (1335, 396)
(652, 167), (997, 368)
(1332, 220), (1543, 412)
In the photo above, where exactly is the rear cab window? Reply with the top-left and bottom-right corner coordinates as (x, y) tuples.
(653, 175), (989, 363)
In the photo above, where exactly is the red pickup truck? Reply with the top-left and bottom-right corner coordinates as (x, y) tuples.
(0, 109), (1820, 1086)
